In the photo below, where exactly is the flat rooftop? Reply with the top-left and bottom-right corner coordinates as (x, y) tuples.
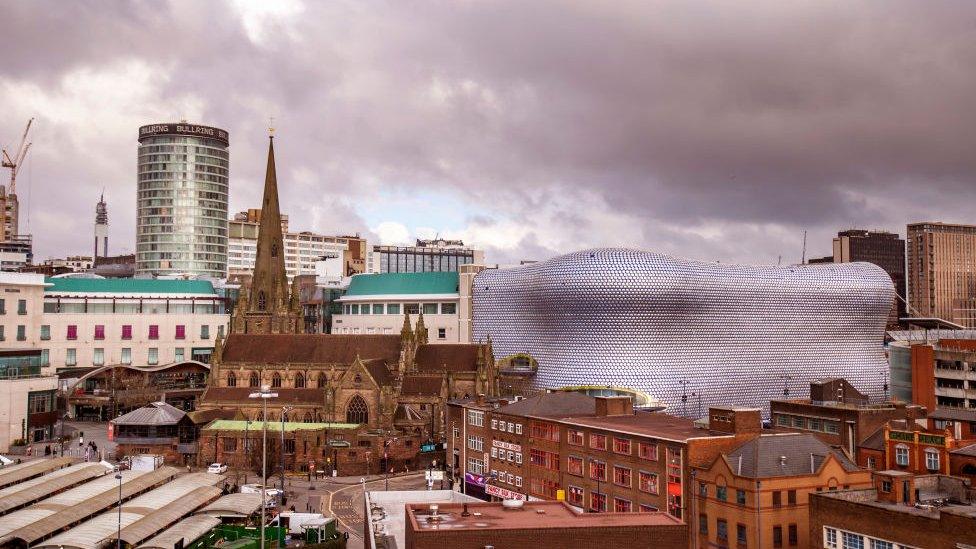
(366, 489), (481, 549)
(816, 487), (976, 520)
(407, 500), (683, 532)
(558, 412), (704, 442)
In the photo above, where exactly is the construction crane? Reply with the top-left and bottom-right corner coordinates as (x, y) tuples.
(2, 117), (34, 196)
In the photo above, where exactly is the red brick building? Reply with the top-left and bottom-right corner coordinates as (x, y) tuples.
(403, 500), (688, 549)
(809, 471), (976, 549)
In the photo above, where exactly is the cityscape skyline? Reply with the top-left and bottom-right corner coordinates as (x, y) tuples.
(2, 1), (975, 267)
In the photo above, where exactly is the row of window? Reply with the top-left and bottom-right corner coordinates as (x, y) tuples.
(700, 483), (798, 506)
(43, 302), (223, 314)
(491, 418), (523, 434)
(226, 371), (325, 389)
(490, 446), (523, 464)
(51, 324), (220, 341)
(0, 325), (28, 341)
(564, 456), (662, 493)
(65, 347), (176, 366)
(775, 413), (841, 434)
(564, 485), (658, 513)
(331, 326), (448, 339)
(340, 302), (457, 316)
(701, 516), (799, 547)
(489, 469), (523, 488)
(824, 526), (918, 549)
(0, 298), (28, 315)
(566, 428), (661, 460)
(892, 444), (941, 470)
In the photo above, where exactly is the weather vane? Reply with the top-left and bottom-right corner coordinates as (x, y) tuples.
(268, 116), (275, 137)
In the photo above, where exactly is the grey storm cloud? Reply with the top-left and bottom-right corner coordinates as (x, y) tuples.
(1, 0), (974, 265)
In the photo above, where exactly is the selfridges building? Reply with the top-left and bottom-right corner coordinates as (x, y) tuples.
(472, 248), (894, 415)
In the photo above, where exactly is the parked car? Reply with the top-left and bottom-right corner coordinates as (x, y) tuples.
(207, 463), (228, 474)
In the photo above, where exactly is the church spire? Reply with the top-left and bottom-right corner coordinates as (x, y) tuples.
(248, 135), (288, 314)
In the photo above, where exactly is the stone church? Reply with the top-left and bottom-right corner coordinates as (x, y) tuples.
(198, 134), (501, 440)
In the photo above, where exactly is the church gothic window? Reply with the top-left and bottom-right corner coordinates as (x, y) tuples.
(317, 373), (327, 388)
(295, 373), (305, 388)
(304, 412), (314, 423)
(272, 372), (282, 388)
(271, 243), (278, 258)
(346, 395), (369, 424)
(258, 291), (267, 311)
(249, 372), (259, 387)
(227, 373), (236, 387)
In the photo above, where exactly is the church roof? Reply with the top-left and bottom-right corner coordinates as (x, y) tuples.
(400, 375), (444, 396)
(344, 272), (459, 297)
(361, 358), (395, 386)
(221, 334), (402, 364)
(414, 344), (481, 373)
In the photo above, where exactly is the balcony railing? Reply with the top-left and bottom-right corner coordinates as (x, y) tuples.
(114, 436), (178, 446)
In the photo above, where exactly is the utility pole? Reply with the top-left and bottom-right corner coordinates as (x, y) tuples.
(249, 385), (278, 549)
(280, 406), (293, 499)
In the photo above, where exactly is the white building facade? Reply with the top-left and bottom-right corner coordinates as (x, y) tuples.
(331, 272), (467, 343)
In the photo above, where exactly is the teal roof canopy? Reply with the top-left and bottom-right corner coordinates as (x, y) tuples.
(345, 272), (459, 296)
(45, 278), (217, 295)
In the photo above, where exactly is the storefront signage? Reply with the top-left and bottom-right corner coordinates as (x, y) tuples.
(492, 440), (521, 452)
(889, 431), (914, 442)
(138, 123), (229, 146)
(486, 484), (526, 500)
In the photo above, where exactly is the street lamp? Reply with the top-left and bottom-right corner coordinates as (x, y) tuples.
(249, 385), (278, 549)
(243, 419), (252, 484)
(115, 472), (123, 549)
(280, 406), (293, 499)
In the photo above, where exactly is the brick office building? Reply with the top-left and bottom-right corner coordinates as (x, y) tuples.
(403, 500), (688, 549)
(809, 471), (976, 549)
(695, 431), (872, 549)
(770, 378), (927, 461)
(447, 392), (754, 535)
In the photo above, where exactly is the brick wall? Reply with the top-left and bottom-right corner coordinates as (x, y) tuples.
(405, 522), (688, 549)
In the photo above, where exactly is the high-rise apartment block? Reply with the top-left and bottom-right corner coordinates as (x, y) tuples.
(136, 123), (229, 278)
(908, 222), (976, 327)
(375, 238), (483, 273)
(831, 230), (906, 328)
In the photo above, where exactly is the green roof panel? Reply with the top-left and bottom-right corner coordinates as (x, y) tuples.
(45, 277), (217, 295)
(345, 272), (459, 296)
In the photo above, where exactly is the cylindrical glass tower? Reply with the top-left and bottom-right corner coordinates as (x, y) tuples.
(136, 123), (229, 278)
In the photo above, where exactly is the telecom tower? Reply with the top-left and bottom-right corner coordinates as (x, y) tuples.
(94, 192), (108, 259)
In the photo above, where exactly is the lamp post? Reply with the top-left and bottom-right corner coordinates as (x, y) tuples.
(280, 406), (293, 499)
(244, 419), (252, 484)
(115, 472), (123, 549)
(249, 385), (278, 549)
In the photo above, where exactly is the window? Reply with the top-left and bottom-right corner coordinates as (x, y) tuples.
(530, 478), (559, 498)
(613, 437), (631, 454)
(437, 328), (446, 339)
(16, 325), (25, 341)
(175, 348), (185, 361)
(227, 372), (236, 387)
(530, 421), (559, 441)
(737, 523), (747, 545)
(295, 373), (305, 388)
(17, 299), (26, 314)
(372, 304), (384, 315)
(317, 373), (327, 388)
(792, 416), (805, 428)
(773, 490), (782, 506)
(515, 423), (522, 435)
(441, 303), (456, 314)
(842, 532), (864, 549)
(699, 482), (708, 498)
(638, 442), (658, 460)
(880, 480), (892, 493)
(568, 430), (584, 446)
(350, 304), (359, 315)
(717, 519), (728, 542)
(423, 303), (438, 315)
(515, 452), (522, 464)
(201, 325), (210, 339)
(589, 460), (606, 481)
(0, 326), (5, 341)
(699, 514), (708, 535)
(148, 348), (158, 365)
(66, 348), (76, 366)
(925, 448), (940, 471)
(788, 524), (797, 546)
(468, 436), (484, 452)
(0, 298), (5, 313)
(613, 465), (632, 487)
(491, 419), (498, 430)
(467, 410), (484, 427)
(825, 527), (838, 549)
(589, 433), (607, 450)
(716, 485), (727, 501)
(736, 489), (746, 505)
(347, 395), (369, 424)
(530, 449), (559, 471)
(40, 325), (50, 340)
(895, 444), (909, 466)
(386, 303), (400, 314)
(515, 476), (522, 487)
(870, 540), (892, 549)
(271, 372), (282, 388)
(223, 438), (237, 452)
(567, 456), (584, 476)
(590, 492), (607, 512)
(773, 526), (783, 547)
(67, 325), (78, 340)
(175, 325), (186, 339)
(867, 457), (876, 470)
(776, 414), (790, 426)
(567, 485), (584, 505)
(638, 471), (659, 494)
(785, 490), (797, 505)
(614, 498), (632, 512)
(149, 325), (159, 339)
(93, 348), (104, 366)
(284, 439), (296, 454)
(490, 447), (498, 459)
(249, 372), (259, 387)
(122, 325), (132, 339)
(121, 348), (131, 365)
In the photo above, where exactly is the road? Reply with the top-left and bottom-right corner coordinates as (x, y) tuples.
(284, 472), (430, 549)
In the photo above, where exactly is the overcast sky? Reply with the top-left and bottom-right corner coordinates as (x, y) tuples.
(1, 1), (974, 266)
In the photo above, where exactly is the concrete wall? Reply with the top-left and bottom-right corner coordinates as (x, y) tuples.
(0, 375), (58, 452)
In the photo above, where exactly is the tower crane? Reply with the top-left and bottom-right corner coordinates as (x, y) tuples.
(2, 117), (34, 196)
